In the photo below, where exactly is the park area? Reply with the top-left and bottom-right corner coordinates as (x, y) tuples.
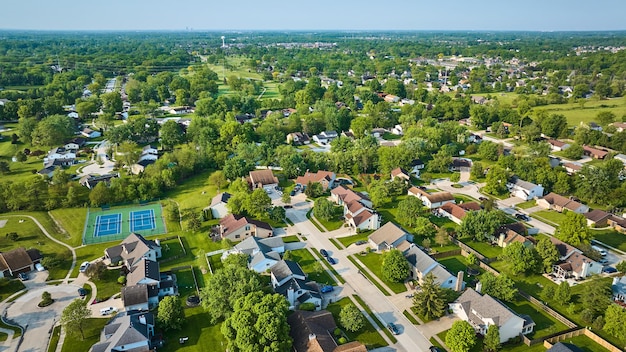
(82, 203), (167, 244)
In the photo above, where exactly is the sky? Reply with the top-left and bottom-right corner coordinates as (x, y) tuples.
(2, 0), (625, 32)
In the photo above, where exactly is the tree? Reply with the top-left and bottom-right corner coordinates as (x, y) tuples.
(483, 165), (509, 196)
(160, 120), (185, 150)
(466, 253), (478, 267)
(199, 265), (263, 323)
(581, 276), (611, 318)
(89, 181), (110, 207)
(478, 141), (502, 161)
(60, 299), (92, 340)
(535, 237), (560, 273)
(5, 232), (19, 241)
(39, 291), (54, 307)
(313, 198), (337, 221)
(0, 161), (9, 175)
(470, 162), (484, 180)
(209, 171), (227, 192)
(483, 324), (501, 352)
(268, 206), (286, 222)
(17, 117), (38, 144)
(499, 242), (538, 275)
(221, 292), (292, 352)
(597, 111), (616, 126)
(446, 320), (477, 352)
(31, 114), (75, 147)
(414, 217), (436, 237)
(458, 210), (506, 241)
(480, 272), (518, 302)
(281, 192), (291, 204)
(382, 249), (410, 283)
(555, 211), (592, 246)
(555, 281), (572, 304)
(616, 261), (626, 274)
(304, 182), (324, 198)
(428, 150), (453, 173)
(339, 303), (366, 332)
(85, 261), (106, 280)
(604, 304), (626, 342)
(223, 253), (250, 268)
(157, 296), (186, 331)
(562, 143), (583, 160)
(245, 188), (272, 218)
(412, 273), (446, 320)
(185, 212), (202, 232)
(435, 227), (449, 247)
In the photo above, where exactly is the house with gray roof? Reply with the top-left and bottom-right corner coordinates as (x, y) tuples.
(507, 176), (544, 201)
(90, 312), (155, 352)
(367, 222), (412, 252)
(104, 233), (161, 267)
(612, 276), (626, 302)
(450, 288), (535, 343)
(404, 245), (461, 290)
(221, 236), (285, 272)
(271, 260), (322, 310)
(547, 342), (584, 352)
(205, 192), (231, 219)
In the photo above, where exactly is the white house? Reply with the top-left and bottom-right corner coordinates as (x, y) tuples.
(408, 187), (455, 209)
(81, 128), (101, 139)
(368, 222), (412, 252)
(44, 147), (76, 165)
(90, 312), (155, 352)
(312, 131), (338, 145)
(222, 236), (285, 273)
(104, 233), (162, 266)
(450, 288), (535, 343)
(547, 139), (570, 152)
(206, 192), (231, 219)
(271, 260), (322, 310)
(404, 245), (461, 290)
(550, 237), (602, 279)
(331, 186), (380, 230)
(506, 177), (544, 201)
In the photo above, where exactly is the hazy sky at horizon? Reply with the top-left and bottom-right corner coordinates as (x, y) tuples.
(3, 0), (625, 31)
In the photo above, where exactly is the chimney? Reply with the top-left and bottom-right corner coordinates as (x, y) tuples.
(139, 315), (146, 325)
(155, 238), (160, 246)
(308, 334), (317, 341)
(455, 271), (464, 292)
(476, 281), (482, 294)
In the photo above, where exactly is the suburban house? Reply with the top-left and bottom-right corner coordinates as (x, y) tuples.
(248, 169), (279, 190)
(391, 124), (403, 135)
(550, 237), (602, 279)
(219, 214), (273, 242)
(286, 132), (311, 145)
(64, 137), (86, 151)
(495, 223), (533, 248)
(221, 236), (285, 273)
(331, 186), (380, 230)
(122, 258), (177, 311)
(0, 248), (42, 278)
(410, 159), (425, 177)
(390, 168), (410, 182)
(613, 122), (626, 133)
(235, 113), (255, 124)
(296, 170), (336, 191)
(312, 131), (338, 145)
(588, 122), (602, 132)
(408, 187), (456, 209)
(536, 193), (589, 214)
(584, 209), (612, 227)
(547, 342), (584, 352)
(435, 202), (481, 224)
(608, 215), (626, 234)
(467, 134), (483, 144)
(138, 145), (159, 162)
(562, 162), (582, 175)
(370, 128), (387, 138)
(547, 139), (570, 152)
(404, 244), (461, 290)
(450, 288), (535, 343)
(131, 159), (156, 175)
(367, 222), (413, 252)
(81, 127), (102, 139)
(288, 310), (367, 352)
(104, 233), (162, 266)
(90, 312), (155, 352)
(205, 192), (231, 219)
(37, 166), (57, 178)
(583, 145), (608, 160)
(612, 276), (626, 303)
(506, 176), (544, 201)
(449, 158), (472, 172)
(78, 173), (119, 189)
(44, 147), (76, 166)
(271, 260), (322, 310)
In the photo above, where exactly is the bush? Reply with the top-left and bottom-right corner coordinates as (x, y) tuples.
(298, 302), (316, 311)
(338, 337), (347, 344)
(38, 291), (54, 307)
(333, 328), (341, 336)
(450, 173), (460, 182)
(117, 276), (127, 285)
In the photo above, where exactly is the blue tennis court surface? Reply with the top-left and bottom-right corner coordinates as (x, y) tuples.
(94, 214), (122, 237)
(130, 209), (156, 232)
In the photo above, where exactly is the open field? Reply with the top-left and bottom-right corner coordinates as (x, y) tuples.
(49, 207), (88, 247)
(536, 97), (626, 126)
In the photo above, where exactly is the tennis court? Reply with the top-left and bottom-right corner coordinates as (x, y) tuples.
(130, 209), (156, 232)
(94, 213), (122, 237)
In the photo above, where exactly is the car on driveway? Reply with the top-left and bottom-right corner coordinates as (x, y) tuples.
(78, 288), (87, 297)
(79, 261), (90, 273)
(320, 249), (329, 257)
(387, 322), (400, 335)
(515, 213), (530, 221)
(429, 347), (442, 352)
(320, 285), (334, 293)
(100, 307), (117, 316)
(603, 266), (617, 273)
(18, 273), (28, 281)
(327, 257), (337, 265)
(355, 240), (367, 245)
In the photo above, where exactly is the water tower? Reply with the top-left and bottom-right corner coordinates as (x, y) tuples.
(221, 36), (226, 48)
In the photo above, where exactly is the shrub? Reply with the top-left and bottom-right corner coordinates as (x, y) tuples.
(118, 276), (127, 285)
(298, 302), (316, 311)
(338, 337), (347, 344)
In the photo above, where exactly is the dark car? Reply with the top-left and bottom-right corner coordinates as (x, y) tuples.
(478, 196), (488, 201)
(283, 205), (293, 209)
(320, 285), (334, 293)
(18, 272), (28, 281)
(604, 266), (617, 273)
(387, 322), (400, 335)
(355, 240), (367, 245)
(515, 213), (530, 221)
(78, 288), (87, 297)
(290, 190), (296, 196)
(320, 249), (329, 257)
(429, 347), (442, 352)
(327, 257), (337, 265)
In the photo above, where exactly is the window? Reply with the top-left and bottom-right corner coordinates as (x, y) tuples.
(235, 235), (240, 239)
(245, 225), (251, 231)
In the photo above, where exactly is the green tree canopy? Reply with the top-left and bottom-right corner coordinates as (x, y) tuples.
(458, 209), (506, 241)
(535, 237), (560, 273)
(412, 273), (447, 320)
(480, 272), (518, 302)
(157, 296), (186, 331)
(555, 211), (592, 246)
(60, 299), (92, 340)
(446, 320), (477, 352)
(382, 249), (410, 283)
(339, 303), (366, 332)
(499, 242), (539, 275)
(483, 324), (501, 352)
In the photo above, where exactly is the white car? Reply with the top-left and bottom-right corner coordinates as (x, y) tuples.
(100, 307), (117, 316)
(79, 261), (90, 273)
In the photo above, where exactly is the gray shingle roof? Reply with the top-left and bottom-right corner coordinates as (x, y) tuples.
(368, 222), (407, 247)
(271, 260), (305, 283)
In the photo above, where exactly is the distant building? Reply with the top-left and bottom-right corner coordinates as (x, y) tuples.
(506, 176), (544, 201)
(368, 222), (412, 252)
(408, 187), (455, 209)
(296, 171), (336, 191)
(248, 169), (279, 189)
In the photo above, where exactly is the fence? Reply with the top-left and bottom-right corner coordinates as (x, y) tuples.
(543, 328), (623, 352)
(430, 248), (461, 259)
(157, 235), (188, 264)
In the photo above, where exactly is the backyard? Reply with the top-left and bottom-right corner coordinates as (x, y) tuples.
(592, 229), (626, 251)
(288, 249), (336, 286)
(325, 297), (388, 350)
(437, 255), (483, 284)
(61, 318), (109, 352)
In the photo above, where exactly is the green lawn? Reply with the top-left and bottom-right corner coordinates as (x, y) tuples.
(336, 232), (372, 248)
(48, 208), (88, 247)
(160, 306), (226, 352)
(463, 240), (503, 259)
(165, 169), (219, 213)
(536, 97), (626, 126)
(325, 297), (388, 350)
(61, 317), (109, 352)
(533, 210), (568, 226)
(490, 260), (556, 298)
(47, 325), (61, 352)
(174, 267), (200, 299)
(438, 255), (483, 284)
(0, 278), (25, 302)
(92, 267), (124, 301)
(356, 252), (407, 294)
(160, 238), (186, 261)
(592, 229), (626, 251)
(289, 249), (335, 286)
(0, 215), (72, 280)
(505, 300), (568, 339)
(561, 334), (611, 352)
(517, 200), (538, 210)
(347, 256), (390, 295)
(72, 242), (112, 277)
(428, 215), (458, 231)
(316, 216), (344, 232)
(281, 235), (300, 243)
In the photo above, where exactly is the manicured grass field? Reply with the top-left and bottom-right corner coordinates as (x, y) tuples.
(562, 334), (611, 352)
(47, 325), (61, 352)
(61, 317), (109, 352)
(536, 97), (626, 126)
(533, 210), (568, 226)
(463, 240), (503, 259)
(161, 306), (226, 352)
(0, 278), (25, 302)
(0, 215), (72, 280)
(438, 255), (483, 283)
(336, 232), (372, 248)
(325, 297), (388, 350)
(505, 299), (569, 338)
(356, 252), (407, 294)
(315, 216), (344, 232)
(49, 207), (88, 247)
(289, 249), (336, 286)
(516, 200), (538, 210)
(92, 267), (123, 301)
(160, 238), (186, 261)
(164, 170), (219, 213)
(592, 229), (626, 251)
(281, 235), (300, 243)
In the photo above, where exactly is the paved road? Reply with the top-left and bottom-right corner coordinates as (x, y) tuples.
(284, 198), (432, 352)
(79, 140), (116, 176)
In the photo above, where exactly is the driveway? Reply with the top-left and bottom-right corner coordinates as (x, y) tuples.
(78, 140), (115, 176)
(5, 284), (82, 352)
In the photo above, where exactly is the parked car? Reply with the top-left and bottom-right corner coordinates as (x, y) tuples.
(320, 285), (334, 293)
(18, 273), (28, 281)
(100, 307), (117, 316)
(290, 190), (296, 196)
(603, 266), (617, 273)
(429, 347), (442, 352)
(283, 205), (293, 209)
(355, 240), (367, 245)
(515, 213), (529, 221)
(79, 261), (90, 273)
(387, 322), (400, 335)
(599, 258), (609, 265)
(327, 257), (337, 265)
(320, 249), (329, 257)
(78, 288), (87, 297)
